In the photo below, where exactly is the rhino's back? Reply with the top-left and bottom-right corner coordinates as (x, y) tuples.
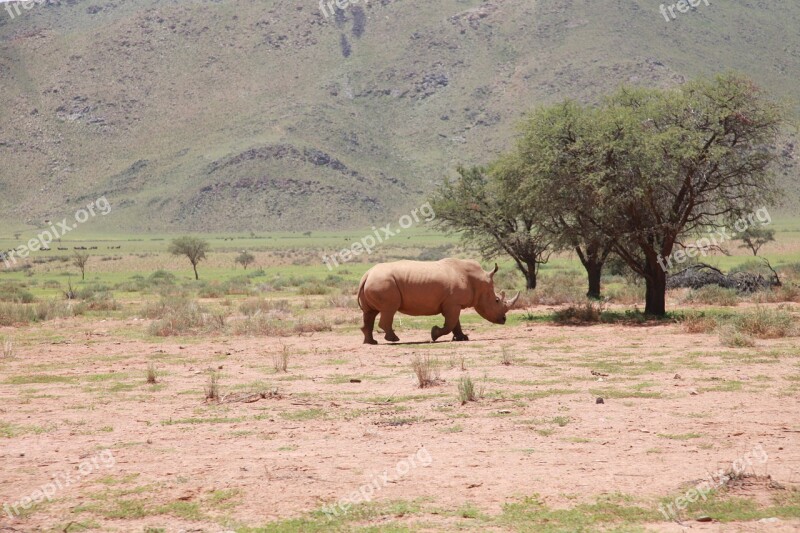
(361, 259), (479, 315)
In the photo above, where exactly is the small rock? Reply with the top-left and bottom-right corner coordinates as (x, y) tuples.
(596, 398), (604, 404)
(696, 515), (713, 522)
(349, 379), (362, 383)
(689, 389), (699, 395)
(674, 374), (682, 380)
(758, 517), (780, 524)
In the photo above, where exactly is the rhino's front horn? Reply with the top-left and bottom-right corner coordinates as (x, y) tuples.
(489, 263), (499, 280)
(506, 292), (520, 309)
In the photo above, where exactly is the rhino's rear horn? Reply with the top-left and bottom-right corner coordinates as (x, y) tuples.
(506, 291), (520, 309)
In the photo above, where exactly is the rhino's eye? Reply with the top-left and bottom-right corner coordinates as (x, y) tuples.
(495, 297), (500, 303)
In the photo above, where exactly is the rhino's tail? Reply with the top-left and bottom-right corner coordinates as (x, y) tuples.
(356, 273), (368, 311)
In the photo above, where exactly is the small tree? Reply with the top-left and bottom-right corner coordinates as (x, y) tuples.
(430, 164), (552, 289)
(515, 101), (614, 299)
(72, 252), (89, 281)
(736, 227), (775, 256)
(168, 236), (209, 280)
(235, 250), (255, 270)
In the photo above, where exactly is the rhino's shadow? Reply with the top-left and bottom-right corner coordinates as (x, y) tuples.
(384, 336), (526, 346)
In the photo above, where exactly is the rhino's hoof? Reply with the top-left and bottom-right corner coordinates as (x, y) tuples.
(363, 339), (378, 345)
(453, 334), (469, 342)
(384, 332), (400, 342)
(430, 326), (440, 342)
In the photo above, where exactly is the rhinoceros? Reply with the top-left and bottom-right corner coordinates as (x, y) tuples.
(356, 258), (519, 344)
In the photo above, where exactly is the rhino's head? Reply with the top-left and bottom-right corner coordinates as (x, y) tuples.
(475, 264), (520, 325)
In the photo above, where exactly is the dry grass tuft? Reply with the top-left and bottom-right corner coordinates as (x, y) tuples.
(553, 300), (607, 324)
(146, 362), (158, 384)
(412, 355), (440, 388)
(205, 371), (220, 402)
(1, 336), (14, 358)
(273, 344), (290, 373)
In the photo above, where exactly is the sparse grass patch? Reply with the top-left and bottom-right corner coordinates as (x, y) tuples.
(657, 432), (702, 440)
(280, 408), (325, 421)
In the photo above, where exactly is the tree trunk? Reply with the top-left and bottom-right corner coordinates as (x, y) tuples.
(586, 262), (602, 299)
(644, 263), (667, 316)
(524, 260), (537, 290)
(193, 264), (199, 280)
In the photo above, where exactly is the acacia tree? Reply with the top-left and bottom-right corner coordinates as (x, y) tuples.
(515, 101), (614, 299)
(430, 164), (552, 289)
(736, 227), (775, 256)
(580, 74), (782, 315)
(169, 236), (210, 280)
(235, 250), (256, 270)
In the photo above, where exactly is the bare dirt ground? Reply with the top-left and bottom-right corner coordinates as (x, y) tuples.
(1, 306), (799, 532)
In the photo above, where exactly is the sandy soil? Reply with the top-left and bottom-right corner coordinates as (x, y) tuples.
(1, 308), (799, 532)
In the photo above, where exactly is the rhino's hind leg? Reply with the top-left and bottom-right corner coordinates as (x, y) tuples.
(361, 309), (379, 345)
(379, 310), (400, 343)
(453, 321), (469, 342)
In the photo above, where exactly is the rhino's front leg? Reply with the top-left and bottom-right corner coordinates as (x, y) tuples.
(431, 307), (460, 342)
(453, 321), (469, 342)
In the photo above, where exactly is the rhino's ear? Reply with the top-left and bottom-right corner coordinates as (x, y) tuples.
(489, 263), (498, 281)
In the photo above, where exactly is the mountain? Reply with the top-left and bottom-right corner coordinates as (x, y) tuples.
(1, 0), (798, 232)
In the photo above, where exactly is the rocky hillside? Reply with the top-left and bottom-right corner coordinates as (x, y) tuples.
(1, 0), (798, 232)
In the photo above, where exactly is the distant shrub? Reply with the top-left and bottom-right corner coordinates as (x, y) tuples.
(522, 272), (584, 306)
(606, 283), (642, 305)
(0, 284), (35, 303)
(681, 286), (739, 306)
(239, 298), (291, 316)
(293, 316), (332, 333)
(327, 293), (357, 309)
(142, 296), (224, 336)
(417, 245), (454, 262)
(34, 300), (84, 321)
(750, 285), (800, 304)
(298, 282), (330, 296)
(232, 314), (292, 336)
(718, 325), (756, 348)
(149, 270), (177, 284)
(726, 307), (797, 339)
(0, 302), (38, 326)
(197, 283), (225, 298)
(679, 312), (718, 334)
(553, 301), (607, 324)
